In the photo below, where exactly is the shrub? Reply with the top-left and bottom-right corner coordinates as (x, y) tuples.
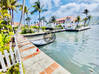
(41, 26), (46, 31)
(0, 31), (14, 53)
(56, 24), (63, 29)
(7, 63), (19, 74)
(21, 28), (34, 34)
(31, 26), (39, 29)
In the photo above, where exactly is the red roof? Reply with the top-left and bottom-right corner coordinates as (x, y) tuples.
(13, 22), (23, 27)
(56, 16), (76, 22)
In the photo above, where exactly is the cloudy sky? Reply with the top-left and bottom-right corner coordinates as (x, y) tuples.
(15, 0), (99, 23)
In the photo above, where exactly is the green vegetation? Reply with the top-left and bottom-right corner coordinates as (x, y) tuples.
(31, 26), (39, 29)
(21, 27), (34, 34)
(49, 16), (56, 24)
(41, 26), (47, 31)
(75, 9), (92, 29)
(7, 63), (19, 74)
(56, 24), (63, 29)
(0, 1), (14, 54)
(31, 0), (47, 27)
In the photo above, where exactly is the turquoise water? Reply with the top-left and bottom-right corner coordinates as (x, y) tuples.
(39, 25), (99, 74)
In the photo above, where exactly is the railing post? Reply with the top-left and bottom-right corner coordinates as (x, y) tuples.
(4, 50), (11, 68)
(14, 35), (23, 74)
(9, 42), (16, 65)
(0, 52), (7, 72)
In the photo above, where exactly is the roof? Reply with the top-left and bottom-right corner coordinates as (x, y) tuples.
(56, 17), (66, 21)
(13, 22), (23, 27)
(56, 16), (75, 22)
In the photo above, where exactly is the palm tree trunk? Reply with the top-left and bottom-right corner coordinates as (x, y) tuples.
(18, 0), (25, 31)
(88, 19), (90, 26)
(12, 9), (14, 25)
(39, 11), (40, 27)
(84, 20), (86, 27)
(10, 9), (13, 26)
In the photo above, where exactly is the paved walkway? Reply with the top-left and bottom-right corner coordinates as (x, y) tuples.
(16, 34), (71, 74)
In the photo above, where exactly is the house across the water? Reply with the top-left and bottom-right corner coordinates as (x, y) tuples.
(56, 16), (77, 24)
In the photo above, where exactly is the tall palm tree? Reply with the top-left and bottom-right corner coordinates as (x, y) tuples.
(31, 0), (47, 27)
(87, 15), (91, 25)
(83, 9), (89, 17)
(76, 16), (81, 28)
(50, 16), (56, 23)
(10, 0), (20, 25)
(83, 17), (88, 27)
(49, 16), (56, 27)
(19, 5), (28, 15)
(40, 16), (47, 26)
(19, 5), (28, 25)
(18, 0), (25, 33)
(0, 0), (18, 25)
(25, 16), (31, 25)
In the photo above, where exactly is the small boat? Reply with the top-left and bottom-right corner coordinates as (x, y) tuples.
(31, 39), (55, 46)
(31, 32), (56, 46)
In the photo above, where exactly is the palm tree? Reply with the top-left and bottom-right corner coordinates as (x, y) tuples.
(25, 16), (31, 25)
(83, 17), (88, 27)
(19, 5), (28, 15)
(76, 16), (81, 28)
(83, 9), (89, 17)
(31, 0), (47, 27)
(19, 5), (28, 25)
(49, 16), (56, 27)
(0, 0), (19, 25)
(39, 16), (47, 26)
(10, 0), (20, 25)
(50, 16), (56, 23)
(18, 0), (25, 33)
(87, 15), (91, 25)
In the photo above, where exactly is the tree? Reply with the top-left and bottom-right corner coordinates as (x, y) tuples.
(49, 16), (56, 27)
(19, 5), (29, 25)
(87, 15), (92, 25)
(10, 0), (20, 25)
(31, 0), (47, 27)
(18, 0), (25, 32)
(76, 16), (81, 28)
(50, 16), (56, 23)
(25, 16), (31, 25)
(83, 9), (89, 17)
(39, 16), (47, 26)
(0, 0), (19, 25)
(19, 5), (28, 15)
(83, 17), (88, 27)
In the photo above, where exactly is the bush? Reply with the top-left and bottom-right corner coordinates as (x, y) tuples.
(21, 28), (34, 34)
(31, 26), (39, 29)
(0, 32), (13, 54)
(7, 63), (19, 74)
(56, 24), (63, 29)
(41, 26), (46, 31)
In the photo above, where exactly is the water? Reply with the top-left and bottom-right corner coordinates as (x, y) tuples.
(39, 25), (99, 74)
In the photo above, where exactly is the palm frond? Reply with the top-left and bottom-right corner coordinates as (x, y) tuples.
(31, 9), (38, 14)
(11, 1), (17, 5)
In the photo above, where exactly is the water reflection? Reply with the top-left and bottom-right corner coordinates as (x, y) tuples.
(39, 25), (99, 74)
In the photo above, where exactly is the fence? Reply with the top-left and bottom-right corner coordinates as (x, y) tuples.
(0, 42), (19, 72)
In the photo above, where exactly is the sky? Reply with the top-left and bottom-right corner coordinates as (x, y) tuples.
(14, 0), (99, 23)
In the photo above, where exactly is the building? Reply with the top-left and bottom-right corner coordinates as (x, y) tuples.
(13, 22), (23, 27)
(56, 16), (77, 24)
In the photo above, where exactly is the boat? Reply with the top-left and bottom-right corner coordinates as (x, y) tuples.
(31, 39), (55, 46)
(31, 32), (56, 46)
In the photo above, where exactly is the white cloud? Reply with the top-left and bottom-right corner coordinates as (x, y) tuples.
(52, 2), (99, 18)
(53, 0), (61, 7)
(29, 0), (61, 10)
(29, 0), (99, 19)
